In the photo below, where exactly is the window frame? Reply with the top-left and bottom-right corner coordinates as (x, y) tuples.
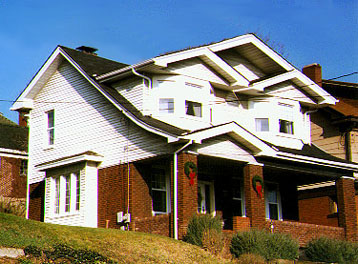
(197, 181), (216, 216)
(20, 159), (28, 177)
(159, 98), (174, 114)
(151, 167), (170, 215)
(231, 177), (246, 217)
(255, 118), (269, 132)
(185, 100), (202, 117)
(279, 119), (294, 134)
(265, 182), (282, 220)
(46, 110), (55, 147)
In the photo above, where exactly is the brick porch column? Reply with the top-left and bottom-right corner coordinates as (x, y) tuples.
(244, 163), (266, 229)
(176, 152), (198, 239)
(336, 176), (357, 242)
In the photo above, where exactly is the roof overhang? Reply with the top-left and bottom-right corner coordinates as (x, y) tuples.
(36, 151), (103, 171)
(0, 148), (28, 159)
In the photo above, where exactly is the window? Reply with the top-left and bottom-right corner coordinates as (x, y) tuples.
(53, 172), (80, 215)
(198, 181), (215, 215)
(266, 183), (281, 220)
(20, 159), (28, 176)
(279, 120), (294, 134)
(255, 118), (269, 132)
(185, 100), (202, 117)
(47, 110), (55, 145)
(159, 98), (174, 114)
(151, 168), (169, 214)
(232, 178), (245, 216)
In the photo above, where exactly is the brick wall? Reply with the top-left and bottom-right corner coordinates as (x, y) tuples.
(97, 164), (125, 228)
(298, 196), (338, 227)
(177, 153), (198, 239)
(130, 214), (170, 237)
(265, 220), (345, 247)
(244, 164), (265, 229)
(28, 181), (45, 221)
(232, 216), (251, 232)
(0, 156), (26, 198)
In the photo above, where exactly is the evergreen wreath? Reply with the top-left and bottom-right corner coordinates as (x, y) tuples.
(184, 161), (197, 177)
(252, 175), (264, 197)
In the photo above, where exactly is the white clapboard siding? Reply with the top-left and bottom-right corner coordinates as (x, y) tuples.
(29, 62), (170, 185)
(112, 77), (144, 112)
(167, 58), (227, 85)
(195, 135), (257, 164)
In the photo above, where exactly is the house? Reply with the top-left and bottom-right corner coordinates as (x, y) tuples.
(297, 64), (358, 230)
(11, 34), (358, 245)
(0, 113), (28, 206)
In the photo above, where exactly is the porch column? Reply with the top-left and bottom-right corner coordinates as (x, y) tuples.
(244, 163), (266, 229)
(176, 152), (198, 239)
(336, 176), (357, 242)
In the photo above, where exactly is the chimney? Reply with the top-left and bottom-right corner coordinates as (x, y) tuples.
(76, 46), (98, 55)
(302, 63), (322, 87)
(18, 109), (30, 127)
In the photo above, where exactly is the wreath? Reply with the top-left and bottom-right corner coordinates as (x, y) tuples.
(252, 175), (264, 198)
(184, 162), (197, 186)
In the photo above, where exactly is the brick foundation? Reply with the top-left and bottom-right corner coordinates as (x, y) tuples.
(233, 216), (251, 232)
(130, 214), (171, 237)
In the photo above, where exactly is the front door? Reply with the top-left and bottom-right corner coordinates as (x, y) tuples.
(198, 181), (215, 215)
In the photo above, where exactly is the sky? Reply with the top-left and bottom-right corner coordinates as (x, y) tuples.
(0, 0), (357, 123)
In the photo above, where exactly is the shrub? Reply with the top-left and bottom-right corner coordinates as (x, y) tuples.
(0, 198), (26, 217)
(237, 253), (266, 264)
(230, 230), (299, 261)
(305, 237), (358, 264)
(24, 245), (42, 257)
(184, 214), (223, 247)
(202, 228), (224, 255)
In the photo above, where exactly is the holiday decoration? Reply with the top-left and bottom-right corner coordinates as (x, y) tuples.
(184, 161), (197, 186)
(252, 175), (264, 198)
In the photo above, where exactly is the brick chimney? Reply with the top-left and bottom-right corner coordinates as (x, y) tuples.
(18, 109), (30, 127)
(302, 63), (322, 87)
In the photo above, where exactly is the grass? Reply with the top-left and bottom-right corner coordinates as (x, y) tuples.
(0, 213), (230, 263)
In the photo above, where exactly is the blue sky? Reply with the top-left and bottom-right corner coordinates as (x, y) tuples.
(1, 0), (357, 122)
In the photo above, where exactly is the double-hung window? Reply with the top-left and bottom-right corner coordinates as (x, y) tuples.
(159, 98), (174, 114)
(232, 178), (245, 216)
(151, 167), (169, 215)
(255, 118), (269, 132)
(46, 110), (55, 146)
(53, 172), (80, 215)
(265, 183), (281, 220)
(185, 100), (202, 117)
(278, 103), (294, 134)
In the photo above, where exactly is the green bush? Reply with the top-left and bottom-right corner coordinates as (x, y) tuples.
(202, 228), (224, 255)
(230, 230), (299, 261)
(305, 237), (358, 264)
(184, 214), (223, 247)
(24, 245), (42, 257)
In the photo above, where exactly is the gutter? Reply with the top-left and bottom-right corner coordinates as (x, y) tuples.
(173, 140), (193, 240)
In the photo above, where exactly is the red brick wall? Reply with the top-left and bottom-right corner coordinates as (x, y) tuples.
(233, 216), (251, 232)
(177, 153), (198, 239)
(130, 214), (170, 237)
(28, 181), (45, 221)
(265, 220), (345, 247)
(0, 156), (26, 198)
(336, 177), (357, 242)
(298, 196), (338, 227)
(244, 164), (265, 229)
(97, 164), (125, 228)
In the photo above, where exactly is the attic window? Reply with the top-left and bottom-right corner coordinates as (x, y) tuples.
(185, 100), (202, 117)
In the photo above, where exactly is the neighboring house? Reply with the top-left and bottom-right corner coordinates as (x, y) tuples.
(11, 34), (358, 245)
(0, 113), (28, 201)
(299, 63), (358, 229)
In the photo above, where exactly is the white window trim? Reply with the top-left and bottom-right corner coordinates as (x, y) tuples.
(232, 177), (246, 217)
(151, 167), (171, 215)
(44, 110), (55, 149)
(265, 182), (283, 221)
(159, 98), (174, 114)
(51, 172), (80, 217)
(185, 100), (202, 118)
(198, 180), (216, 216)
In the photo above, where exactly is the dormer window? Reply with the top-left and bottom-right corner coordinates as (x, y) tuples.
(278, 103), (294, 135)
(185, 100), (202, 117)
(159, 98), (174, 114)
(279, 119), (294, 134)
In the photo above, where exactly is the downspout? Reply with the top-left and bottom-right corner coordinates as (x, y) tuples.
(173, 140), (193, 240)
(131, 68), (152, 115)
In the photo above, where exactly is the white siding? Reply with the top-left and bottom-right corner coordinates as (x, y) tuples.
(112, 77), (144, 112)
(29, 62), (170, 185)
(265, 82), (316, 105)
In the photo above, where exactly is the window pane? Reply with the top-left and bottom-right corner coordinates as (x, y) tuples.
(152, 191), (166, 212)
(267, 185), (278, 203)
(48, 110), (54, 128)
(54, 178), (60, 214)
(75, 173), (80, 211)
(159, 98), (174, 113)
(48, 129), (54, 145)
(279, 120), (294, 134)
(185, 101), (202, 117)
(269, 203), (279, 220)
(151, 169), (166, 190)
(255, 118), (269, 132)
(65, 175), (71, 212)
